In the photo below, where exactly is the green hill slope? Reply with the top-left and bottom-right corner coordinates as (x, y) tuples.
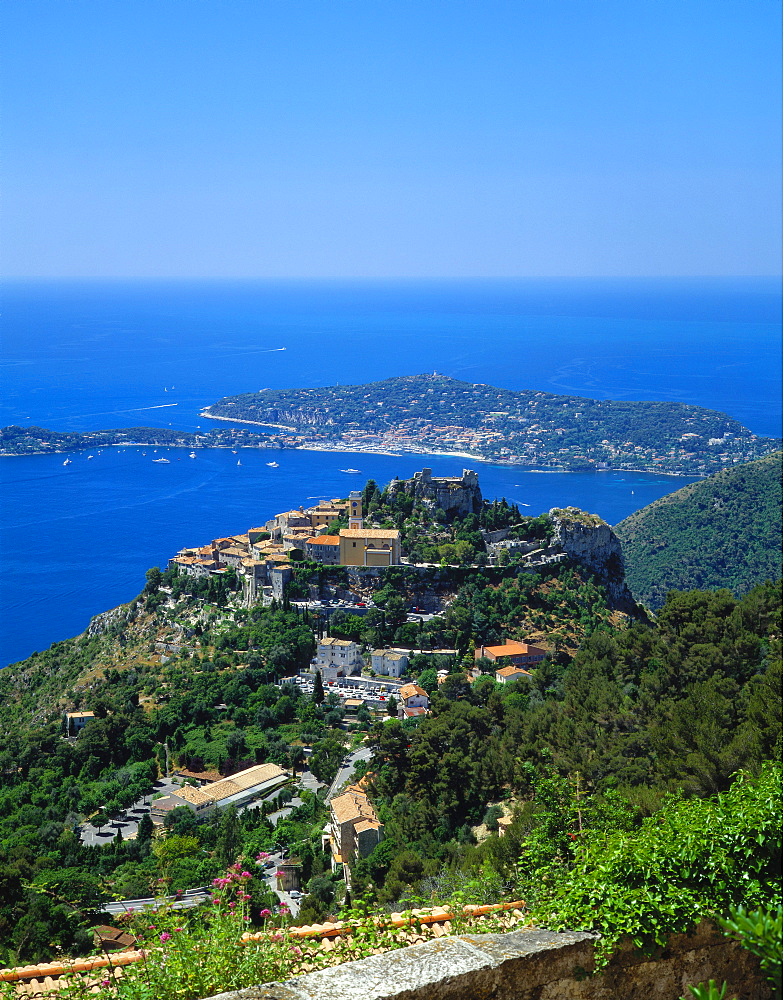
(615, 452), (782, 610)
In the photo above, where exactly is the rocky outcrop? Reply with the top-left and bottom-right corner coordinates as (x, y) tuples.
(86, 602), (140, 638)
(387, 468), (483, 519)
(549, 507), (638, 612)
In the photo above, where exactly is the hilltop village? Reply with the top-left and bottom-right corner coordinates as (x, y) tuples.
(166, 467), (552, 696)
(0, 457), (779, 988)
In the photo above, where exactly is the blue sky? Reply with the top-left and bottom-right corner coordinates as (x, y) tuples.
(2, 0), (780, 278)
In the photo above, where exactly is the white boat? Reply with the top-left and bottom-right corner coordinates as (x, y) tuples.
(63, 458), (72, 466)
(266, 461), (279, 468)
(189, 452), (196, 459)
(340, 468), (361, 474)
(153, 458), (170, 464)
(237, 459), (242, 466)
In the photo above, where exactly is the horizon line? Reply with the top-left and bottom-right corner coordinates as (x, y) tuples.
(2, 273), (781, 282)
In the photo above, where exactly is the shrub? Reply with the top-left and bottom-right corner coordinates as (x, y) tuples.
(527, 761), (782, 966)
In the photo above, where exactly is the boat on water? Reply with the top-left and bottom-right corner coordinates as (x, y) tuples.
(237, 459), (242, 466)
(87, 455), (94, 460)
(266, 461), (279, 468)
(153, 458), (170, 464)
(62, 458), (72, 466)
(189, 452), (196, 459)
(340, 468), (362, 474)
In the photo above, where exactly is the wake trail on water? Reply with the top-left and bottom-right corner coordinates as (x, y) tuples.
(62, 403), (181, 419)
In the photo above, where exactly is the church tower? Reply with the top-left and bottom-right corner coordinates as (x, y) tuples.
(348, 490), (364, 530)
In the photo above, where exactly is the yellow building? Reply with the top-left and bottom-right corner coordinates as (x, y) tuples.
(339, 528), (401, 566)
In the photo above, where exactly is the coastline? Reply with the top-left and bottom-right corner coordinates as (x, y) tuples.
(199, 410), (296, 432)
(0, 440), (704, 477)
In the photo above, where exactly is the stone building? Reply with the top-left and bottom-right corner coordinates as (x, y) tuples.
(386, 467), (483, 519)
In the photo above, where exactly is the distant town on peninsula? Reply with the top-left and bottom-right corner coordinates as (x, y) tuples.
(2, 374), (779, 476)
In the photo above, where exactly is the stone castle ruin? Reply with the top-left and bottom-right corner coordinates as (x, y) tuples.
(387, 468), (483, 519)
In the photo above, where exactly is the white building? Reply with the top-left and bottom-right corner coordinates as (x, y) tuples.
(313, 638), (364, 680)
(151, 763), (290, 825)
(397, 683), (430, 717)
(371, 648), (409, 678)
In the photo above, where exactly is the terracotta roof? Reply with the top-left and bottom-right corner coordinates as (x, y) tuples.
(307, 535), (340, 546)
(354, 819), (382, 833)
(330, 787), (379, 826)
(174, 785), (214, 807)
(0, 902), (527, 996)
(399, 683), (427, 700)
(480, 641), (546, 658)
(205, 763), (288, 801)
(495, 665), (532, 678)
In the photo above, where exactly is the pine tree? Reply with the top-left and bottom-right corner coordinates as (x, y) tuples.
(313, 669), (325, 705)
(216, 806), (242, 867)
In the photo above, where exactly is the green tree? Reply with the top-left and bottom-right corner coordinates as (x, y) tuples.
(145, 566), (163, 594)
(313, 670), (325, 706)
(215, 806), (242, 867)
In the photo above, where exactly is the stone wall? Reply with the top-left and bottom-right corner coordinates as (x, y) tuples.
(204, 922), (770, 1000)
(386, 468), (483, 519)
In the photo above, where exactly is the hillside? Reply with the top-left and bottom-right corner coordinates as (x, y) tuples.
(202, 372), (780, 475)
(0, 471), (780, 969)
(615, 452), (783, 610)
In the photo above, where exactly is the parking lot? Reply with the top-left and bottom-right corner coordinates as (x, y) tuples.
(284, 673), (404, 704)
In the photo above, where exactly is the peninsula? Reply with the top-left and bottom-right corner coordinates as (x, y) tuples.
(2, 374), (779, 476)
(202, 373), (778, 475)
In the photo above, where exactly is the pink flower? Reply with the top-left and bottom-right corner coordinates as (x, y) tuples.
(241, 871), (251, 877)
(100, 979), (111, 987)
(278, 903), (290, 913)
(259, 908), (272, 918)
(159, 931), (172, 942)
(212, 898), (221, 905)
(148, 925), (156, 930)
(174, 927), (184, 933)
(291, 945), (302, 957)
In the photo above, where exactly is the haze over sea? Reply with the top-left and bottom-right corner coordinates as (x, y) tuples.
(1, 278), (780, 667)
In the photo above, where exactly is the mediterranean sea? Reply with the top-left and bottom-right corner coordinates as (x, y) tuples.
(1, 278), (780, 667)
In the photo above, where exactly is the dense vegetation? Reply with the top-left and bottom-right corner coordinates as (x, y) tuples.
(0, 473), (779, 978)
(0, 424), (289, 456)
(205, 373), (780, 474)
(0, 590), (356, 964)
(616, 452), (782, 609)
(357, 582), (781, 904)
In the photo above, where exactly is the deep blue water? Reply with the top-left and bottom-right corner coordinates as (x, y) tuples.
(1, 278), (780, 666)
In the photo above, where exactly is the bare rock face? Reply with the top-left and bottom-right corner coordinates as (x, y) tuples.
(549, 506), (638, 612)
(388, 468), (483, 519)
